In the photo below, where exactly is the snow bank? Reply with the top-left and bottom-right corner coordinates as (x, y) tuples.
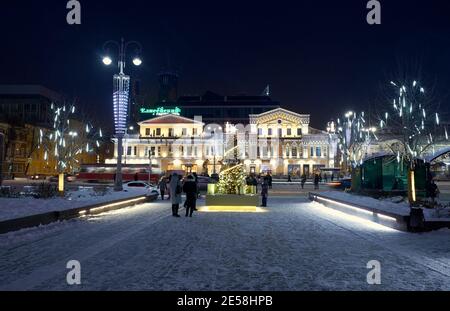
(317, 191), (450, 221)
(0, 187), (147, 222)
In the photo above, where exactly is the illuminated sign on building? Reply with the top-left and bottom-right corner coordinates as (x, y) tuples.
(140, 107), (182, 116)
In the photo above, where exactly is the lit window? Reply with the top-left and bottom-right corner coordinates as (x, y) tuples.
(316, 147), (322, 157)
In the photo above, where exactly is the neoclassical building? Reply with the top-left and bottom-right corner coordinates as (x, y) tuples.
(246, 108), (338, 176)
(106, 108), (338, 177)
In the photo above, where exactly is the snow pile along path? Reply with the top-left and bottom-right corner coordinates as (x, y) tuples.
(0, 188), (147, 222)
(316, 191), (450, 220)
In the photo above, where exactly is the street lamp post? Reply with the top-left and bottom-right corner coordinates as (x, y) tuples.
(102, 38), (142, 191)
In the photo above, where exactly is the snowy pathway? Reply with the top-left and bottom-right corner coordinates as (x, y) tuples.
(0, 197), (449, 290)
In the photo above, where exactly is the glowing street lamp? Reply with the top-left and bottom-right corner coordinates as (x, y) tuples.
(132, 57), (142, 66)
(102, 38), (143, 191)
(102, 56), (113, 66)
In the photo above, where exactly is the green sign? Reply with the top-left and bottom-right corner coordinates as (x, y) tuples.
(140, 107), (181, 116)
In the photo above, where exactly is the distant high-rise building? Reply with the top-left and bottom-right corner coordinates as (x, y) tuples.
(158, 70), (179, 103)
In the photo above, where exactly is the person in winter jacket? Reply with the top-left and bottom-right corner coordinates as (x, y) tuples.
(158, 177), (167, 200)
(314, 173), (320, 190)
(261, 177), (269, 207)
(301, 173), (307, 189)
(169, 173), (182, 217)
(183, 175), (198, 217)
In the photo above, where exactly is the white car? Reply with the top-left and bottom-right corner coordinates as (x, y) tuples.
(122, 181), (160, 196)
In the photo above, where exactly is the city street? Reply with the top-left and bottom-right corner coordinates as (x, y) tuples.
(1, 189), (449, 291)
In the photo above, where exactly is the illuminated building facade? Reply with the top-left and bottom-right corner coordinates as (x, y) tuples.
(107, 108), (338, 177)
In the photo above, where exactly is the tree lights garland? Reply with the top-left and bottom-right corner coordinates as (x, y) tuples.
(380, 80), (448, 166)
(38, 101), (103, 178)
(335, 111), (377, 169)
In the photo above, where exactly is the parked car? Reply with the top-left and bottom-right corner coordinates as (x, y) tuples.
(29, 174), (46, 180)
(49, 174), (77, 183)
(123, 181), (159, 196)
(330, 178), (352, 190)
(210, 173), (219, 182)
(196, 176), (211, 191)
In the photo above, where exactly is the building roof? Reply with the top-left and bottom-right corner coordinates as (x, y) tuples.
(249, 107), (310, 119)
(0, 85), (62, 102)
(138, 114), (204, 125)
(177, 91), (279, 106)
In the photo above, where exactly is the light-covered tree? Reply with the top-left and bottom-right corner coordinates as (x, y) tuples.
(38, 101), (103, 193)
(335, 111), (377, 173)
(378, 80), (448, 203)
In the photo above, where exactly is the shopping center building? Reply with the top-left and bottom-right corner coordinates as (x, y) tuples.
(106, 108), (338, 177)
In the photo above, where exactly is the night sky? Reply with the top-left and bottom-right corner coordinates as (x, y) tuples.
(1, 0), (450, 130)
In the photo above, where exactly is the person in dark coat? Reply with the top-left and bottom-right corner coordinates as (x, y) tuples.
(183, 175), (198, 217)
(268, 174), (273, 189)
(158, 177), (167, 200)
(193, 172), (200, 201)
(428, 180), (439, 205)
(314, 173), (320, 190)
(261, 177), (269, 207)
(288, 174), (292, 182)
(251, 175), (258, 194)
(301, 173), (307, 189)
(169, 173), (182, 217)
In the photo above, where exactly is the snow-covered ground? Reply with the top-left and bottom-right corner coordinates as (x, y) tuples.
(0, 196), (449, 290)
(0, 187), (147, 222)
(316, 191), (450, 220)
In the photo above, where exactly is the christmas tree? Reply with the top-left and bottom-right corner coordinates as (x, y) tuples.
(216, 162), (246, 195)
(216, 140), (246, 195)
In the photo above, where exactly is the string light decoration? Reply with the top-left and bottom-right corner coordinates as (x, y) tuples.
(335, 111), (377, 171)
(379, 80), (448, 165)
(113, 74), (130, 135)
(38, 101), (103, 192)
(379, 80), (448, 204)
(216, 135), (246, 195)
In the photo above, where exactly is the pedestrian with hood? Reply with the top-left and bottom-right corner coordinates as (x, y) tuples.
(183, 175), (198, 217)
(169, 173), (182, 217)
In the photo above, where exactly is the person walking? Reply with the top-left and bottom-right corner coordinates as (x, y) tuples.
(268, 173), (273, 189)
(261, 177), (269, 207)
(301, 173), (307, 189)
(169, 173), (182, 217)
(158, 177), (167, 200)
(314, 173), (320, 190)
(288, 174), (292, 182)
(193, 172), (200, 202)
(183, 175), (198, 217)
